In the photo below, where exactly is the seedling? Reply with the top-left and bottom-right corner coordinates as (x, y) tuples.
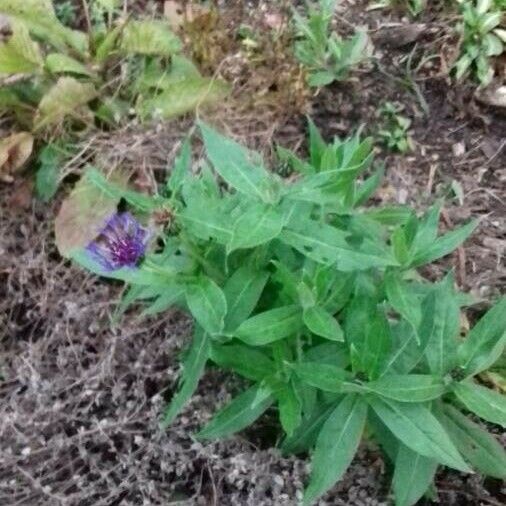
(454, 0), (505, 86)
(293, 0), (371, 86)
(377, 102), (414, 153)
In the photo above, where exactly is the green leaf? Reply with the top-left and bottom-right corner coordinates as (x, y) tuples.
(419, 275), (460, 375)
(411, 220), (478, 267)
(35, 144), (63, 202)
(385, 270), (422, 335)
(437, 403), (506, 479)
(209, 343), (274, 381)
(179, 198), (233, 244)
(34, 77), (96, 130)
(458, 297), (506, 376)
(197, 384), (273, 439)
(292, 362), (350, 392)
(276, 382), (302, 436)
(161, 326), (210, 426)
(364, 206), (412, 226)
(120, 19), (181, 56)
(281, 404), (334, 455)
(281, 219), (397, 271)
(303, 395), (367, 506)
(354, 165), (384, 206)
(200, 122), (279, 204)
(368, 397), (471, 472)
(167, 136), (191, 195)
(223, 266), (269, 331)
(0, 0), (88, 54)
(453, 381), (506, 428)
(0, 21), (42, 74)
(45, 53), (93, 76)
(234, 306), (302, 346)
(345, 299), (392, 379)
(138, 77), (230, 119)
(393, 444), (438, 506)
(185, 276), (227, 335)
(410, 202), (441, 254)
(307, 117), (326, 169)
(382, 320), (424, 375)
(142, 284), (185, 316)
(303, 306), (344, 341)
(228, 203), (285, 252)
(367, 375), (446, 403)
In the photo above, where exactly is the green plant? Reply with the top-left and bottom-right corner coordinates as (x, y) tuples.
(454, 0), (505, 85)
(377, 101), (414, 153)
(0, 0), (229, 196)
(293, 0), (371, 86)
(369, 0), (426, 17)
(55, 120), (506, 505)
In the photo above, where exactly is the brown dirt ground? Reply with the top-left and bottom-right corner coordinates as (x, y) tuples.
(1, 1), (505, 505)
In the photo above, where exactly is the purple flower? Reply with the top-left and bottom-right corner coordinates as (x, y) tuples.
(85, 212), (148, 271)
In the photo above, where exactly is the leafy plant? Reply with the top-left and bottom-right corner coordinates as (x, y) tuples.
(55, 120), (506, 506)
(293, 0), (371, 86)
(454, 0), (505, 85)
(369, 0), (426, 17)
(0, 0), (229, 196)
(377, 101), (414, 153)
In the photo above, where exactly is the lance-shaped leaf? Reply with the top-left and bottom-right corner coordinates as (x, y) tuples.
(411, 219), (478, 267)
(276, 382), (302, 437)
(209, 343), (274, 382)
(393, 444), (438, 506)
(303, 306), (344, 342)
(368, 397), (471, 472)
(186, 276), (227, 335)
(384, 270), (422, 337)
(292, 362), (351, 392)
(453, 381), (506, 428)
(303, 395), (367, 506)
(162, 326), (210, 426)
(223, 266), (269, 331)
(234, 306), (302, 346)
(458, 297), (506, 376)
(367, 374), (446, 403)
(437, 403), (506, 479)
(281, 218), (397, 271)
(227, 203), (285, 252)
(281, 404), (335, 455)
(200, 122), (279, 203)
(197, 384), (273, 439)
(419, 275), (459, 375)
(345, 299), (392, 379)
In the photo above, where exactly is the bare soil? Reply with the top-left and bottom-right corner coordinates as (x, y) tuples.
(1, 1), (504, 505)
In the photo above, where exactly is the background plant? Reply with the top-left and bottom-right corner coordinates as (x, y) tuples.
(0, 0), (229, 198)
(55, 120), (506, 506)
(293, 0), (371, 86)
(454, 0), (505, 85)
(369, 0), (427, 17)
(377, 101), (414, 153)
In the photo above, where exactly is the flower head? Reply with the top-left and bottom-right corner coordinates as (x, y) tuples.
(85, 212), (148, 271)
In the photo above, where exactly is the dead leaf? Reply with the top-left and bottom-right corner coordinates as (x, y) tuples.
(55, 170), (126, 257)
(164, 1), (194, 30)
(0, 132), (34, 182)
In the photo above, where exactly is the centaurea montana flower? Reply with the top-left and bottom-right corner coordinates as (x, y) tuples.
(85, 212), (148, 271)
